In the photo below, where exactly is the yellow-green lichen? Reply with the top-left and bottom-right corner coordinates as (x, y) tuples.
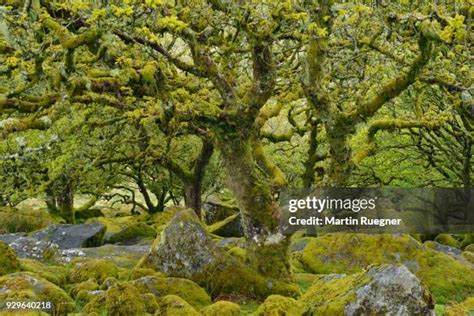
(201, 300), (241, 316)
(0, 241), (20, 276)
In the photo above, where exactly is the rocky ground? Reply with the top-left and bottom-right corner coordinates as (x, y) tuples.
(0, 201), (473, 315)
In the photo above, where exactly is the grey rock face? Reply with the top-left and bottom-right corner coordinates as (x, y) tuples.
(8, 236), (59, 262)
(31, 222), (105, 249)
(143, 209), (219, 277)
(345, 265), (434, 316)
(0, 233), (27, 244)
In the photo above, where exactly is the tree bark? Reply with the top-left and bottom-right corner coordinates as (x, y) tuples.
(218, 134), (290, 279)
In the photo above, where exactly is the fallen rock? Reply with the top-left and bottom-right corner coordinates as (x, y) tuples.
(139, 208), (300, 298)
(300, 264), (434, 315)
(31, 222), (105, 249)
(0, 241), (20, 276)
(295, 233), (474, 304)
(8, 236), (59, 262)
(207, 213), (244, 237)
(0, 272), (75, 314)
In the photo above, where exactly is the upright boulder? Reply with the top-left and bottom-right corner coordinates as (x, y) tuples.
(31, 222), (105, 249)
(300, 264), (434, 315)
(139, 208), (299, 298)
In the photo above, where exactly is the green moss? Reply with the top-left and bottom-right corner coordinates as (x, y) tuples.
(82, 291), (106, 314)
(0, 272), (75, 314)
(294, 273), (320, 293)
(201, 300), (240, 315)
(460, 234), (474, 249)
(70, 259), (119, 284)
(0, 241), (20, 276)
(444, 297), (474, 316)
(0, 207), (59, 233)
(465, 244), (474, 252)
(227, 247), (246, 262)
(255, 295), (303, 316)
(108, 222), (157, 244)
(296, 234), (474, 304)
(141, 292), (159, 313)
(130, 267), (164, 280)
(105, 282), (146, 315)
(155, 294), (199, 316)
(70, 279), (99, 298)
(19, 259), (67, 285)
(434, 234), (460, 248)
(463, 251), (474, 264)
(147, 206), (182, 232)
(299, 271), (371, 315)
(132, 276), (211, 310)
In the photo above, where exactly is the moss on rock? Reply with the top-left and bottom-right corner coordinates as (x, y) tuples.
(296, 234), (474, 304)
(434, 234), (460, 248)
(227, 246), (246, 262)
(463, 251), (474, 264)
(0, 241), (20, 276)
(70, 259), (119, 284)
(0, 272), (75, 314)
(155, 294), (200, 316)
(299, 264), (433, 315)
(0, 207), (59, 234)
(255, 295), (303, 316)
(70, 278), (99, 298)
(105, 282), (146, 315)
(108, 222), (157, 245)
(461, 234), (474, 249)
(19, 259), (67, 285)
(140, 208), (300, 299)
(132, 275), (211, 310)
(444, 296), (474, 316)
(201, 300), (241, 316)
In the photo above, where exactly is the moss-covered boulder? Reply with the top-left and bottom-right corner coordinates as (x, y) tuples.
(139, 208), (300, 298)
(300, 265), (433, 315)
(147, 206), (182, 233)
(105, 282), (146, 315)
(434, 234), (460, 248)
(19, 258), (68, 285)
(444, 296), (474, 316)
(463, 251), (474, 264)
(0, 207), (59, 233)
(202, 191), (239, 225)
(132, 275), (211, 310)
(155, 294), (200, 316)
(255, 295), (303, 316)
(0, 241), (20, 276)
(0, 272), (75, 314)
(107, 222), (156, 245)
(295, 233), (474, 304)
(201, 300), (241, 316)
(461, 234), (474, 249)
(70, 278), (100, 298)
(70, 259), (119, 284)
(227, 246), (246, 262)
(466, 244), (474, 252)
